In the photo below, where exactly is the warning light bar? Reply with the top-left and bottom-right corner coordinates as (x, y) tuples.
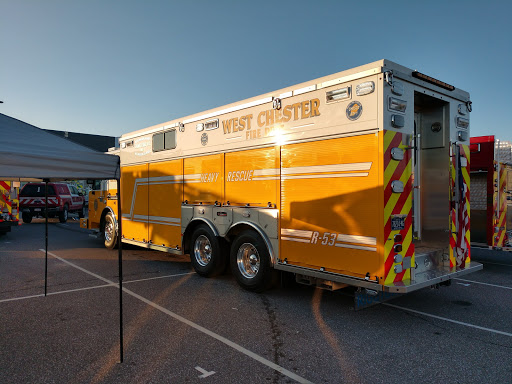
(412, 71), (455, 91)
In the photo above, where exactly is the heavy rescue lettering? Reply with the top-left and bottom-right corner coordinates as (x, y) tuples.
(227, 170), (254, 182)
(200, 173), (219, 183)
(222, 98), (321, 141)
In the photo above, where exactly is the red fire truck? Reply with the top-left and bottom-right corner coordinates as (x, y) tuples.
(470, 136), (511, 249)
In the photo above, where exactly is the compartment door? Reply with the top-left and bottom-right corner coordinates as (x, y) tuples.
(148, 160), (183, 248)
(121, 164), (148, 242)
(280, 134), (381, 278)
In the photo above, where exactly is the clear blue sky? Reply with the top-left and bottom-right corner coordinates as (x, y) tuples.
(1, 1), (511, 140)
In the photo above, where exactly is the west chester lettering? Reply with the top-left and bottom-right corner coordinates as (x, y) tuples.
(222, 98), (321, 139)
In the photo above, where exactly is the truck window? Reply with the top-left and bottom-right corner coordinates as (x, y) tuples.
(153, 130), (176, 152)
(20, 185), (56, 196)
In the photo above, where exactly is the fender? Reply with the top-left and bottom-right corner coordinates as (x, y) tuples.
(227, 221), (276, 266)
(181, 217), (220, 251)
(102, 206), (118, 232)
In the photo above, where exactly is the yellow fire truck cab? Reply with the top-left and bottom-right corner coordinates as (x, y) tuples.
(0, 180), (20, 236)
(83, 60), (482, 308)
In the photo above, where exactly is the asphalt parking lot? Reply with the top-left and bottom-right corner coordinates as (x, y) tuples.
(1, 219), (511, 384)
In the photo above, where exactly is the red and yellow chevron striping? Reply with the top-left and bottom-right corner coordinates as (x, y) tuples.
(450, 144), (470, 268)
(493, 163), (507, 247)
(0, 180), (19, 221)
(383, 130), (414, 284)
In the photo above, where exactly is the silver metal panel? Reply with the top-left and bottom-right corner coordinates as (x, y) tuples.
(122, 238), (182, 255)
(421, 148), (449, 233)
(181, 205), (194, 228)
(383, 262), (483, 293)
(258, 209), (279, 238)
(275, 263), (383, 291)
(212, 207), (233, 236)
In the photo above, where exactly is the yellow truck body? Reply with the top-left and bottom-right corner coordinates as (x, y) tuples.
(82, 60), (482, 303)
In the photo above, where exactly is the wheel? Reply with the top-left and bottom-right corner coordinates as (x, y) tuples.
(230, 230), (277, 292)
(104, 212), (117, 249)
(59, 204), (68, 223)
(78, 204), (86, 218)
(189, 224), (225, 277)
(22, 212), (32, 223)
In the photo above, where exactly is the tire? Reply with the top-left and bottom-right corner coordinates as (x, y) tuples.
(104, 212), (117, 249)
(230, 230), (277, 292)
(22, 212), (32, 223)
(78, 204), (86, 218)
(59, 204), (68, 223)
(189, 224), (225, 277)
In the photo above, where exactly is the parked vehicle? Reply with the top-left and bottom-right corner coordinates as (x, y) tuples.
(470, 136), (512, 249)
(81, 59), (482, 308)
(0, 180), (20, 235)
(20, 182), (86, 223)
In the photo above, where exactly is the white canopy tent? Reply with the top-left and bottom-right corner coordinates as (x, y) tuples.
(0, 113), (125, 361)
(0, 113), (119, 180)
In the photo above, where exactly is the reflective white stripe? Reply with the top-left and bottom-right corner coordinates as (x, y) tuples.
(281, 236), (311, 243)
(282, 162), (372, 175)
(251, 176), (279, 181)
(281, 228), (313, 238)
(182, 97), (273, 124)
(133, 215), (180, 223)
(148, 215), (180, 223)
(145, 181), (184, 186)
(337, 234), (377, 246)
(290, 123), (314, 130)
(282, 173), (369, 180)
(139, 175), (184, 184)
(334, 243), (377, 252)
(148, 220), (180, 227)
(127, 216), (181, 227)
(253, 169), (279, 176)
(183, 174), (201, 180)
(293, 85), (317, 95)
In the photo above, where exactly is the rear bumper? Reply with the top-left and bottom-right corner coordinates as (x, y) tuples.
(383, 261), (483, 293)
(0, 220), (18, 232)
(275, 261), (483, 294)
(22, 207), (61, 215)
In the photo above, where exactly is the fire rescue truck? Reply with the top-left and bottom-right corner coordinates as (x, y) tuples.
(81, 59), (482, 307)
(470, 136), (512, 250)
(0, 180), (20, 235)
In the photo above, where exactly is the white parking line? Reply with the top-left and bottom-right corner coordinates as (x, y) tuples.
(454, 278), (512, 290)
(39, 250), (314, 384)
(0, 283), (114, 303)
(124, 272), (194, 284)
(0, 272), (194, 303)
(383, 303), (512, 337)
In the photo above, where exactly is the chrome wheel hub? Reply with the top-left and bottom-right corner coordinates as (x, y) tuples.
(237, 243), (260, 279)
(105, 222), (113, 242)
(194, 235), (212, 267)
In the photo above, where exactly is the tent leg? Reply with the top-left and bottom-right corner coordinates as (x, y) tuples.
(44, 179), (48, 297)
(117, 177), (124, 363)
